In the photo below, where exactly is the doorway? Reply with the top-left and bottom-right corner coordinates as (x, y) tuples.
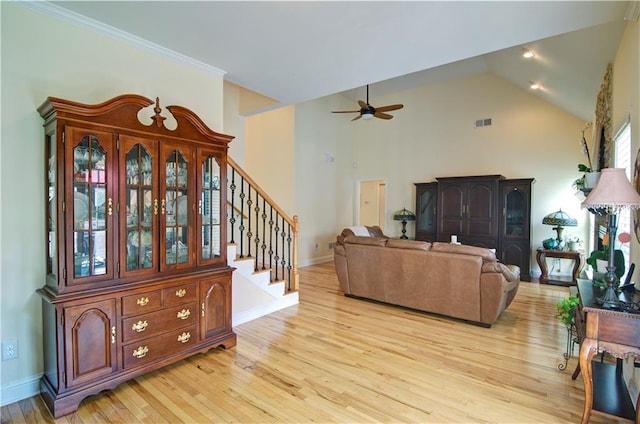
(359, 180), (386, 231)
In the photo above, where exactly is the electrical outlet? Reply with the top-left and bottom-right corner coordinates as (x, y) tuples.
(2, 340), (18, 361)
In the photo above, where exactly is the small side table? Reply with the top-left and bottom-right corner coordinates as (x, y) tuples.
(536, 248), (585, 286)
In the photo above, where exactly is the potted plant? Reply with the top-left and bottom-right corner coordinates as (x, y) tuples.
(556, 295), (580, 328)
(586, 232), (628, 290)
(575, 130), (600, 191)
(565, 235), (582, 251)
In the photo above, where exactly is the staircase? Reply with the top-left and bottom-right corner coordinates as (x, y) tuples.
(227, 158), (299, 326)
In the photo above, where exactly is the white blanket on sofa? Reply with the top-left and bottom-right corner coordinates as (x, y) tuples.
(348, 226), (370, 236)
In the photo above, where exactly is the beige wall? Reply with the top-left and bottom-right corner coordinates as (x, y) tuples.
(291, 73), (590, 268)
(1, 3), (224, 403)
(245, 106), (296, 215)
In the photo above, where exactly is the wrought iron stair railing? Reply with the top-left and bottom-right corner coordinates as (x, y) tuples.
(227, 157), (299, 294)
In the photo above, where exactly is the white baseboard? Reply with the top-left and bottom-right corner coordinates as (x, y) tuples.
(299, 255), (333, 268)
(0, 374), (41, 407)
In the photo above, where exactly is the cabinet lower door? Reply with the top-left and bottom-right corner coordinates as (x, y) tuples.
(501, 240), (530, 281)
(199, 277), (232, 340)
(63, 299), (117, 388)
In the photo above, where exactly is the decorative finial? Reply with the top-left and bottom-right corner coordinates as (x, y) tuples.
(151, 97), (166, 128)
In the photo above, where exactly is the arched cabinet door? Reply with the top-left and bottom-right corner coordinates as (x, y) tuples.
(119, 135), (160, 278)
(63, 299), (117, 388)
(498, 179), (534, 281)
(197, 148), (227, 267)
(64, 127), (116, 287)
(160, 143), (196, 271)
(199, 276), (232, 341)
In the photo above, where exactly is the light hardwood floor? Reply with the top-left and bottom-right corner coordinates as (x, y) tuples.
(1, 262), (625, 423)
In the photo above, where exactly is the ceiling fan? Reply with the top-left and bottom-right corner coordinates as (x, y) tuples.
(331, 85), (404, 121)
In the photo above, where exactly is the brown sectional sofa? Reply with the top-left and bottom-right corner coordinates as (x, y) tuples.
(333, 227), (520, 327)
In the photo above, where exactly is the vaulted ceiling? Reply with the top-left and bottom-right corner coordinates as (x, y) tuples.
(49, 1), (634, 121)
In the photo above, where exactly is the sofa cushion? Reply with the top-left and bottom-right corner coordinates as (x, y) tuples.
(431, 242), (497, 261)
(386, 239), (431, 251)
(344, 235), (388, 246)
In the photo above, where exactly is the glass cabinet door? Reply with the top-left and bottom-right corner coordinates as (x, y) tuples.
(414, 182), (437, 241)
(418, 187), (437, 233)
(120, 135), (158, 276)
(504, 188), (525, 237)
(161, 145), (194, 269)
(46, 132), (58, 278)
(198, 151), (223, 265)
(66, 128), (114, 283)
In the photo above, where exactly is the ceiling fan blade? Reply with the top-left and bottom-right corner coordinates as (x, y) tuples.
(357, 100), (369, 110)
(375, 104), (404, 113)
(331, 110), (360, 113)
(374, 111), (393, 120)
(351, 115), (362, 121)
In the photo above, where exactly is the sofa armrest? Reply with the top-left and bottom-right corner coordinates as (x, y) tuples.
(479, 265), (520, 324)
(481, 262), (520, 283)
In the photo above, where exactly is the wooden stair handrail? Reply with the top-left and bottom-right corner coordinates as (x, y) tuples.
(228, 157), (299, 292)
(228, 157), (299, 232)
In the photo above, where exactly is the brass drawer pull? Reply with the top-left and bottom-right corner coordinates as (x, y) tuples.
(176, 309), (191, 320)
(132, 346), (148, 359)
(131, 320), (148, 332)
(175, 288), (186, 298)
(136, 297), (149, 306)
(177, 332), (191, 344)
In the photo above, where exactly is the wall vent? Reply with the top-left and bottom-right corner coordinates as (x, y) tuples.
(475, 118), (492, 128)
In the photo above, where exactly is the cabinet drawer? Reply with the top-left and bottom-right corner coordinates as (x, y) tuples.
(122, 290), (162, 316)
(122, 325), (197, 369)
(121, 302), (198, 343)
(164, 283), (197, 307)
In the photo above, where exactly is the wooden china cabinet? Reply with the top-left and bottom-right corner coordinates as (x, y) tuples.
(38, 94), (236, 418)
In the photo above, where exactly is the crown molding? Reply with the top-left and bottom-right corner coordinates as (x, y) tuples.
(16, 1), (226, 77)
(625, 1), (640, 21)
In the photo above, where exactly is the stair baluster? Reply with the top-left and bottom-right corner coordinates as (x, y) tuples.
(227, 158), (299, 294)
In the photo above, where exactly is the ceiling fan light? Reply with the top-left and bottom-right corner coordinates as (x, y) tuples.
(529, 81), (541, 90)
(362, 112), (374, 120)
(522, 48), (535, 59)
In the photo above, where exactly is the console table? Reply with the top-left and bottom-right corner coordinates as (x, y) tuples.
(577, 280), (640, 423)
(536, 248), (585, 286)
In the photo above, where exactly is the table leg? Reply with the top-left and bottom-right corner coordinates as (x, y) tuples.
(580, 338), (598, 424)
(572, 254), (586, 283)
(537, 250), (549, 284)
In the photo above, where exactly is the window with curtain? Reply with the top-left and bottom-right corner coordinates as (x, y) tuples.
(614, 122), (632, 278)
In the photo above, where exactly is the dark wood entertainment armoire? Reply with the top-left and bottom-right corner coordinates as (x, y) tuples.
(37, 94), (236, 418)
(415, 175), (534, 281)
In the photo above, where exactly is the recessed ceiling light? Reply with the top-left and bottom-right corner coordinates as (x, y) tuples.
(530, 81), (541, 90)
(522, 49), (535, 59)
